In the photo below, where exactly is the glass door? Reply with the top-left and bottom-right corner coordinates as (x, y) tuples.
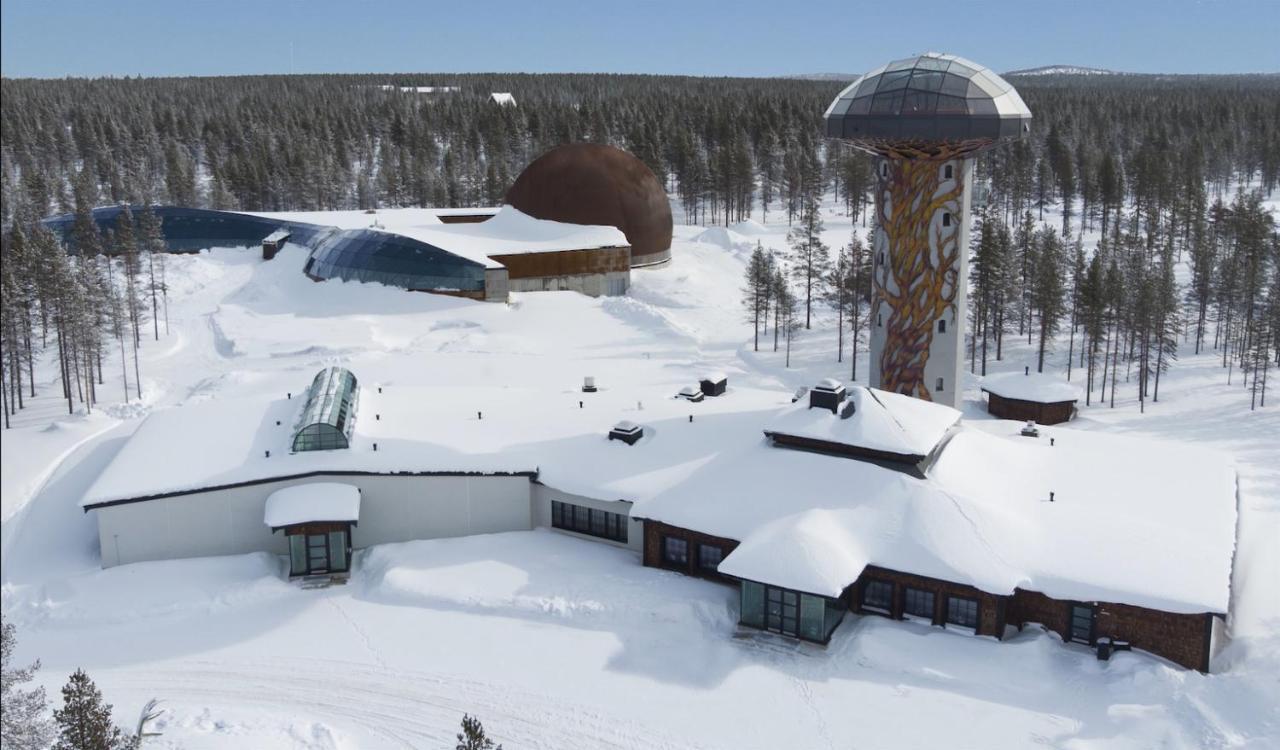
(765, 586), (799, 637)
(306, 533), (330, 574)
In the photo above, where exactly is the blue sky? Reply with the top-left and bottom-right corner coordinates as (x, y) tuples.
(2, 0), (1276, 78)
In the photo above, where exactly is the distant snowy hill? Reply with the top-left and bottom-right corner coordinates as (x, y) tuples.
(1005, 65), (1119, 76)
(782, 72), (860, 82)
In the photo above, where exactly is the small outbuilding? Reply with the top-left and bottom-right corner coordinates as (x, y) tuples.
(981, 370), (1080, 426)
(262, 228), (290, 260)
(699, 372), (727, 397)
(264, 483), (361, 578)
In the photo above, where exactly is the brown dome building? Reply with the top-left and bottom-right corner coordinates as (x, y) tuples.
(506, 143), (673, 267)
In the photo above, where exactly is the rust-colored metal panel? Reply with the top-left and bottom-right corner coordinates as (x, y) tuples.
(488, 246), (631, 279)
(506, 143), (673, 267)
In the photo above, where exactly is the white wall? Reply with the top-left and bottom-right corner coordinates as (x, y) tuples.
(95, 473), (532, 568)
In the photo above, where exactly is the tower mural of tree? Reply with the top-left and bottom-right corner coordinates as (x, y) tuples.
(872, 153), (966, 401)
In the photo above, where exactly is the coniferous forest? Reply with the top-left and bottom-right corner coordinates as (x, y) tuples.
(1, 72), (1279, 425)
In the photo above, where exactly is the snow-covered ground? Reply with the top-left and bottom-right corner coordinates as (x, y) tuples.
(2, 196), (1278, 748)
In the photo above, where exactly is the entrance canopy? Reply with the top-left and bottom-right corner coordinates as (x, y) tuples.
(264, 483), (361, 530)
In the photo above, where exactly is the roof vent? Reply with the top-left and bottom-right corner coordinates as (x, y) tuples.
(582, 376), (598, 393)
(839, 399), (857, 419)
(608, 420), (644, 445)
(791, 386), (808, 403)
(678, 385), (704, 402)
(699, 372), (727, 397)
(809, 379), (847, 414)
(1020, 420), (1040, 438)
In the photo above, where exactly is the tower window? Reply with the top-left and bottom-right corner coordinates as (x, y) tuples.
(938, 319), (947, 333)
(880, 162), (888, 177)
(944, 164), (953, 180)
(878, 251), (884, 265)
(936, 378), (945, 392)
(942, 212), (952, 227)
(877, 314), (883, 327)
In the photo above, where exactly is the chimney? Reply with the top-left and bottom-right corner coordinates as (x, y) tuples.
(809, 378), (847, 414)
(582, 376), (598, 393)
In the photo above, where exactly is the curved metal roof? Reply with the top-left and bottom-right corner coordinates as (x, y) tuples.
(824, 52), (1032, 149)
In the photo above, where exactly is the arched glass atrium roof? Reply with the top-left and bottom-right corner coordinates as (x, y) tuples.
(292, 367), (360, 453)
(302, 228), (488, 293)
(42, 205), (332, 254)
(824, 52), (1032, 145)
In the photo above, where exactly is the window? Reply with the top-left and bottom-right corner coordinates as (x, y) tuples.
(861, 579), (893, 612)
(877, 314), (883, 327)
(936, 377), (944, 392)
(663, 536), (689, 566)
(550, 500), (628, 543)
(903, 588), (935, 620)
(741, 581), (765, 628)
(698, 544), (723, 572)
(880, 162), (888, 178)
(944, 164), (953, 180)
(1070, 604), (1095, 644)
(938, 319), (947, 333)
(946, 596), (979, 629)
(942, 212), (952, 227)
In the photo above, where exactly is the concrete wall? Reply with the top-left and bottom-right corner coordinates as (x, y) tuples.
(532, 483), (643, 553)
(506, 270), (629, 297)
(95, 473), (532, 568)
(483, 268), (510, 302)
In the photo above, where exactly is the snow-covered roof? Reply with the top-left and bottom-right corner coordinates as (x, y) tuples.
(251, 206), (627, 270)
(490, 92), (517, 107)
(264, 483), (361, 528)
(763, 385), (960, 461)
(981, 371), (1082, 403)
(83, 381), (1236, 615)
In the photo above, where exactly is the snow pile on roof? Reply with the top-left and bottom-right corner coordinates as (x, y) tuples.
(981, 371), (1082, 403)
(250, 205), (624, 269)
(264, 483), (361, 528)
(929, 424), (1236, 613)
(764, 385), (960, 459)
(83, 375), (1235, 615)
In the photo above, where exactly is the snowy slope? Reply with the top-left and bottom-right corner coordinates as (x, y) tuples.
(2, 190), (1277, 749)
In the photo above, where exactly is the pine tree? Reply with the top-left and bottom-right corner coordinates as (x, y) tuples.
(787, 196), (829, 329)
(53, 670), (137, 750)
(1031, 228), (1066, 372)
(1, 621), (54, 750)
(456, 714), (502, 750)
(743, 242), (771, 352)
(846, 231), (873, 381)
